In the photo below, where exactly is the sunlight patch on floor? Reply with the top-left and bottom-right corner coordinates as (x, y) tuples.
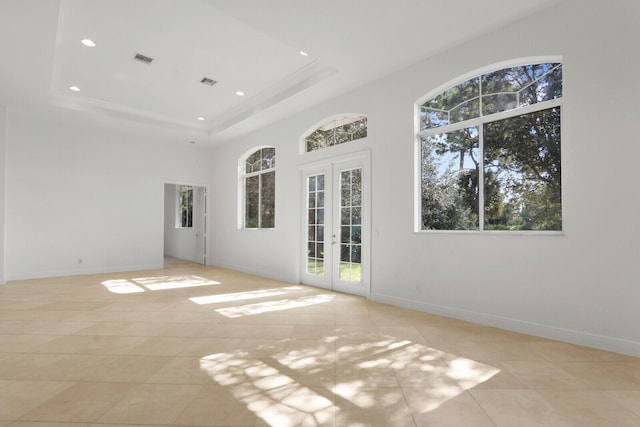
(201, 352), (333, 427)
(200, 337), (500, 426)
(190, 286), (305, 305)
(101, 279), (145, 294)
(214, 294), (335, 318)
(101, 275), (220, 293)
(133, 274), (220, 290)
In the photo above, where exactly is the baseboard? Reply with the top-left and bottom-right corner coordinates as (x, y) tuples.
(6, 263), (163, 281)
(370, 293), (640, 358)
(211, 260), (298, 284)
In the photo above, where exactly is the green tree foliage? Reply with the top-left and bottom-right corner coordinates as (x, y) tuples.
(421, 140), (478, 230)
(484, 107), (561, 230)
(244, 147), (276, 229)
(179, 185), (193, 228)
(306, 117), (367, 152)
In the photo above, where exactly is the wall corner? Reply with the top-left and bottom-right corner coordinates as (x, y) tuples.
(0, 105), (7, 285)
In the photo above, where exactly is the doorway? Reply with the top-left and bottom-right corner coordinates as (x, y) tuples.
(163, 183), (207, 264)
(300, 153), (370, 297)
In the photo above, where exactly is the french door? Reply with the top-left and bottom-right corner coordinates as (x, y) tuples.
(300, 154), (369, 297)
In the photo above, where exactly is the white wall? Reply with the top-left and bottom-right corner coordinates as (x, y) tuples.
(0, 105), (7, 285)
(209, 135), (303, 282)
(208, 0), (640, 356)
(5, 111), (212, 279)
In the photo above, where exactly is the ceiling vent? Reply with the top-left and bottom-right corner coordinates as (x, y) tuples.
(200, 77), (217, 86)
(133, 53), (154, 64)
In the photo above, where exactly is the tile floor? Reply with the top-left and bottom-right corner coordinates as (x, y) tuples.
(0, 259), (639, 426)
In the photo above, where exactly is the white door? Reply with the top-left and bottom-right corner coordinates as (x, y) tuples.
(300, 154), (369, 297)
(193, 186), (207, 264)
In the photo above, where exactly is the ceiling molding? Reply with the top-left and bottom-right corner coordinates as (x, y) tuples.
(209, 60), (338, 134)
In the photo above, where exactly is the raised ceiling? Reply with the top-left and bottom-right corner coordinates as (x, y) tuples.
(0, 0), (559, 145)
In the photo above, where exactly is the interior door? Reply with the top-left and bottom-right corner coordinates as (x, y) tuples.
(193, 186), (207, 264)
(301, 154), (369, 297)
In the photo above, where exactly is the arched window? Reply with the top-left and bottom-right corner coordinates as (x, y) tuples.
(303, 115), (367, 152)
(240, 147), (275, 229)
(417, 60), (562, 231)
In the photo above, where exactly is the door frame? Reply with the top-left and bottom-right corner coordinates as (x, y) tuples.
(299, 151), (371, 298)
(162, 181), (208, 265)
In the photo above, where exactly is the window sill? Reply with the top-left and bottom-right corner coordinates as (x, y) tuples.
(415, 229), (564, 236)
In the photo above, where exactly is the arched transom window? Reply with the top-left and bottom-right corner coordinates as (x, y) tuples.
(241, 147), (275, 229)
(417, 61), (562, 231)
(304, 115), (367, 152)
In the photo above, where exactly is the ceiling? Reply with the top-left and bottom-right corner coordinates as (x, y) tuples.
(0, 0), (559, 146)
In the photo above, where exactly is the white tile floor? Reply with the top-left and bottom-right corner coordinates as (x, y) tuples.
(0, 259), (638, 426)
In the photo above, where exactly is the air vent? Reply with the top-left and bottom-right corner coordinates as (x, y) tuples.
(133, 53), (154, 64)
(200, 77), (217, 86)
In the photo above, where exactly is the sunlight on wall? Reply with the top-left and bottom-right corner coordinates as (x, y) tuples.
(101, 274), (220, 293)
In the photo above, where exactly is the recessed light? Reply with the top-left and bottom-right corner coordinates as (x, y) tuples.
(299, 50), (309, 56)
(69, 86), (81, 92)
(81, 38), (96, 47)
(235, 91), (245, 96)
(197, 117), (205, 121)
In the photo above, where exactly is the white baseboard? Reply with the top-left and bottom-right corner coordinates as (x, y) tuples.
(370, 293), (640, 358)
(6, 263), (163, 281)
(210, 260), (297, 284)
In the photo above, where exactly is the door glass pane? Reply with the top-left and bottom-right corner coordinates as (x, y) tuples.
(351, 226), (361, 244)
(339, 168), (362, 283)
(306, 174), (325, 276)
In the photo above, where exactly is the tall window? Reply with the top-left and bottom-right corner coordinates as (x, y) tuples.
(418, 61), (562, 231)
(304, 115), (367, 152)
(242, 147), (275, 229)
(177, 185), (193, 228)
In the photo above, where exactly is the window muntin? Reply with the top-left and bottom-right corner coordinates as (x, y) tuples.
(305, 115), (367, 152)
(420, 63), (562, 131)
(242, 147), (275, 229)
(418, 62), (562, 232)
(177, 185), (193, 228)
(245, 147), (275, 173)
